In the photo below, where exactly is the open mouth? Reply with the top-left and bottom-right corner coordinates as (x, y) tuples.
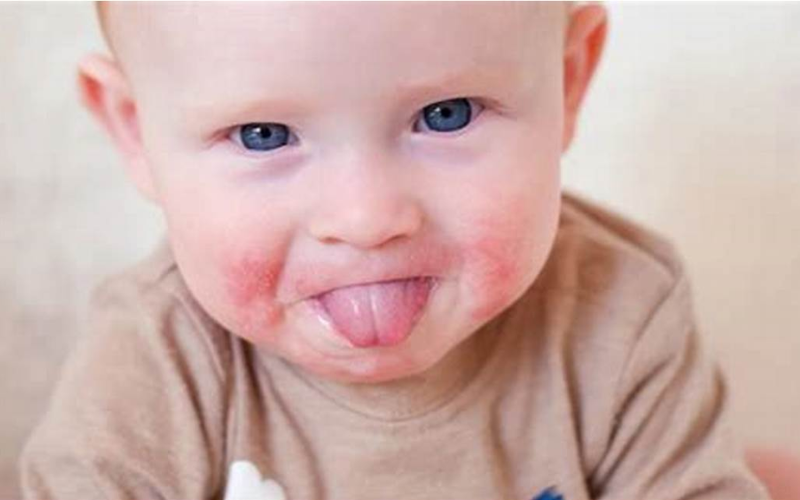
(309, 277), (436, 348)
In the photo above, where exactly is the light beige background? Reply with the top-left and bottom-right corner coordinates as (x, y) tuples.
(1, 2), (798, 497)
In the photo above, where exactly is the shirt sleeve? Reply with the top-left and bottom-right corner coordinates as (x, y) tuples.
(18, 275), (228, 500)
(589, 267), (772, 500)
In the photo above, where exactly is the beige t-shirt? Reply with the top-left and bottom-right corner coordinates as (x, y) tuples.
(19, 191), (771, 500)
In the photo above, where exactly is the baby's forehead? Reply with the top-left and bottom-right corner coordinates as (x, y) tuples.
(106, 3), (564, 77)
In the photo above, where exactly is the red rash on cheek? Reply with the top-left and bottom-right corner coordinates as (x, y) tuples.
(464, 198), (537, 323)
(224, 255), (283, 333)
(467, 232), (522, 322)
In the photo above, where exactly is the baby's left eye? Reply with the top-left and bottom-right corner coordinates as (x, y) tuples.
(231, 122), (293, 152)
(415, 98), (483, 134)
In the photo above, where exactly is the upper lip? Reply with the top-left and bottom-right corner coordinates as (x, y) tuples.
(288, 259), (445, 304)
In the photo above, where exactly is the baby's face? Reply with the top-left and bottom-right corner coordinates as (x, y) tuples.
(110, 3), (565, 382)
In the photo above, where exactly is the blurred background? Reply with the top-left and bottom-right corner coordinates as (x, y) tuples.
(1, 2), (798, 497)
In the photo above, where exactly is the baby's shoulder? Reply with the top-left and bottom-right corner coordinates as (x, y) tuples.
(514, 192), (698, 459)
(530, 190), (691, 328)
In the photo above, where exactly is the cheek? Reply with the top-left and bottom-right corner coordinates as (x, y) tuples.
(156, 161), (297, 341)
(464, 220), (527, 322)
(462, 195), (556, 323)
(222, 253), (285, 338)
(225, 255), (278, 306)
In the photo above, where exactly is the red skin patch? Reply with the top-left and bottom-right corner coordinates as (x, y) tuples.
(467, 236), (521, 322)
(224, 255), (284, 336)
(465, 210), (529, 323)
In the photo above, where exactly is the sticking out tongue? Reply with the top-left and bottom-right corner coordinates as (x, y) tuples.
(314, 277), (434, 348)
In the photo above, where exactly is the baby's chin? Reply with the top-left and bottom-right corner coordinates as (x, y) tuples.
(276, 340), (446, 384)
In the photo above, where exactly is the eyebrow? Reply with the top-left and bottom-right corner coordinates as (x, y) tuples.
(182, 62), (521, 128)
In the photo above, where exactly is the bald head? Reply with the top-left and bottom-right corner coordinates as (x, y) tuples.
(95, 5), (574, 129)
(96, 1), (573, 68)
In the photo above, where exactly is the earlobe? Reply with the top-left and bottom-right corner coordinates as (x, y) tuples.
(561, 3), (608, 153)
(77, 53), (159, 203)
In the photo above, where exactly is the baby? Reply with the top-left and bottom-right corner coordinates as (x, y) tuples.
(19, 2), (771, 499)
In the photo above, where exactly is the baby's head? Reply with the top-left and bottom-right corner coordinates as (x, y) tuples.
(81, 2), (606, 383)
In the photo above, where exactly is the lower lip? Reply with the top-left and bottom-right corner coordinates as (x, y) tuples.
(307, 277), (437, 349)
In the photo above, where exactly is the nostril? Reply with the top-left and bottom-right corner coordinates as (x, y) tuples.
(308, 198), (424, 250)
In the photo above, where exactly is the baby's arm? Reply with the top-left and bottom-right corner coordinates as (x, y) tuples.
(589, 268), (771, 500)
(19, 275), (227, 499)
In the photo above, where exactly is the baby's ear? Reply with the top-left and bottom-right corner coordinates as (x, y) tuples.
(77, 53), (158, 204)
(561, 3), (607, 153)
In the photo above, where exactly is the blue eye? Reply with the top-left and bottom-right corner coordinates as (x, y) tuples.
(417, 98), (479, 133)
(236, 122), (291, 152)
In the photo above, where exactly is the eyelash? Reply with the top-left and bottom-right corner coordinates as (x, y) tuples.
(226, 97), (487, 155)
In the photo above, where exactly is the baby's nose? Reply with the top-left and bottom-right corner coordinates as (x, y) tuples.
(306, 154), (424, 250)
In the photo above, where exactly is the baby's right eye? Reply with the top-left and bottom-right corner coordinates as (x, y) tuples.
(230, 122), (292, 152)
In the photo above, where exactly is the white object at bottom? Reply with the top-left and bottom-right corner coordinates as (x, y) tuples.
(224, 460), (287, 500)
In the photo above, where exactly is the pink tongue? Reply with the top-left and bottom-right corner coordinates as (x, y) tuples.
(316, 278), (433, 348)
